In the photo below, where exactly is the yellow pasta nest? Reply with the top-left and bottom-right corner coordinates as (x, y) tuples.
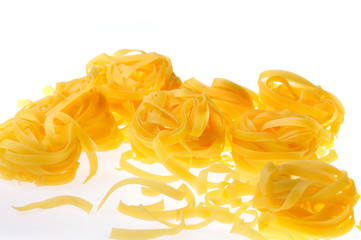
(254, 161), (359, 239)
(128, 88), (225, 185)
(228, 109), (334, 178)
(258, 70), (344, 139)
(86, 49), (182, 125)
(0, 84), (119, 185)
(183, 77), (257, 123)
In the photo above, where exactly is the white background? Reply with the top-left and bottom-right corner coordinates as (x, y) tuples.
(1, 0), (361, 239)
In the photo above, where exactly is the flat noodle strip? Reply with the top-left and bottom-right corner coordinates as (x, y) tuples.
(12, 195), (93, 214)
(97, 178), (188, 210)
(98, 175), (262, 240)
(109, 214), (185, 240)
(118, 150), (180, 183)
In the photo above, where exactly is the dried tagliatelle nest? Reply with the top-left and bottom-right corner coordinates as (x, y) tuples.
(0, 49), (358, 240)
(254, 161), (359, 239)
(228, 109), (336, 180)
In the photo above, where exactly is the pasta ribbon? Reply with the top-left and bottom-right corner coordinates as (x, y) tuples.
(258, 70), (344, 139)
(86, 49), (182, 125)
(184, 77), (257, 123)
(12, 195), (93, 214)
(229, 109), (334, 178)
(254, 161), (359, 239)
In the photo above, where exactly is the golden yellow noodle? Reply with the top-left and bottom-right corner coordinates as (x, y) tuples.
(97, 177), (263, 240)
(13, 195), (93, 214)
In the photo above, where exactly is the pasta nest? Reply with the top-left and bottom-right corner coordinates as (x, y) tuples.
(85, 49), (182, 124)
(258, 70), (344, 138)
(253, 161), (359, 239)
(0, 88), (119, 185)
(129, 88), (225, 168)
(228, 109), (332, 177)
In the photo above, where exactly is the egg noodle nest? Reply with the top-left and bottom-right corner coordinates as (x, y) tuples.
(0, 49), (358, 240)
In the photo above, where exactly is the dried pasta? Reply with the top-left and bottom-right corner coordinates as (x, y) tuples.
(128, 88), (225, 187)
(0, 77), (119, 185)
(253, 161), (359, 239)
(229, 109), (336, 179)
(86, 49), (182, 125)
(13, 195), (93, 214)
(97, 177), (263, 240)
(258, 70), (344, 140)
(0, 48), (357, 240)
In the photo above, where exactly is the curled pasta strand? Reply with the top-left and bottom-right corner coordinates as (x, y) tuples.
(12, 195), (93, 214)
(99, 176), (262, 239)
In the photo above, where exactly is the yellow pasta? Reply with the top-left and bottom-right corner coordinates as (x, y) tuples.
(0, 47), (357, 240)
(229, 109), (335, 179)
(183, 77), (257, 124)
(97, 177), (262, 240)
(12, 195), (93, 214)
(0, 111), (96, 185)
(253, 161), (359, 239)
(128, 88), (225, 187)
(86, 49), (182, 125)
(0, 49), (183, 185)
(258, 70), (344, 140)
(0, 71), (120, 185)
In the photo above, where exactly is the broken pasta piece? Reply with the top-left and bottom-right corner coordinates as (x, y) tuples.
(253, 161), (359, 239)
(0, 68), (123, 185)
(98, 177), (263, 240)
(12, 195), (93, 214)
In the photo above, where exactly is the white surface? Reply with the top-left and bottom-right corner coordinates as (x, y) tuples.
(1, 0), (361, 239)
